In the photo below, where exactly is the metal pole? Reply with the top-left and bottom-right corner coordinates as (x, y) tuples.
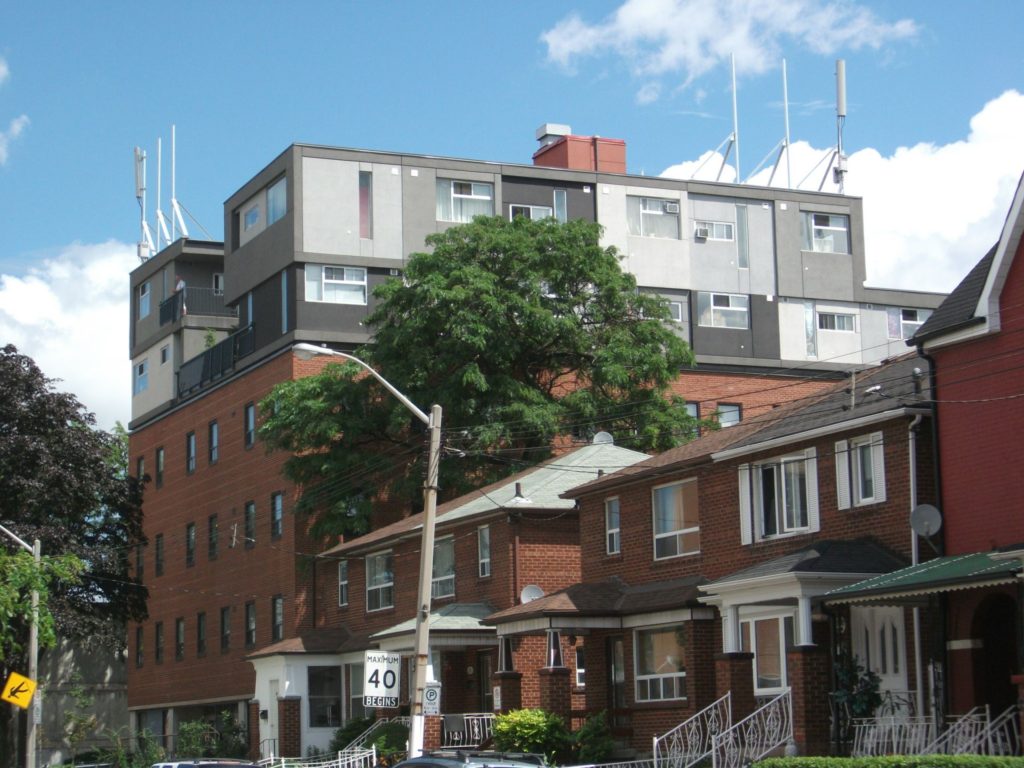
(409, 404), (442, 758)
(28, 539), (40, 768)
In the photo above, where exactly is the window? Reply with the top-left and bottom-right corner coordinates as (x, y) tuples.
(667, 300), (684, 322)
(652, 480), (700, 559)
(244, 403), (256, 448)
(220, 606), (231, 652)
(155, 533), (164, 576)
(366, 551), (394, 611)
(697, 292), (749, 329)
(208, 514), (218, 560)
(270, 492), (283, 539)
(271, 595), (284, 642)
(308, 666), (342, 728)
(305, 264), (368, 305)
(212, 272), (224, 295)
(694, 220), (734, 240)
(359, 171), (373, 238)
(477, 525), (491, 578)
(185, 523), (196, 567)
(280, 269), (289, 334)
(155, 622), (164, 664)
(175, 618), (185, 661)
(245, 601), (256, 648)
(243, 203), (260, 231)
(244, 501), (256, 548)
(887, 307), (933, 340)
(627, 196), (680, 238)
(185, 432), (196, 474)
(155, 447), (164, 488)
(575, 645), (586, 687)
(208, 421), (219, 464)
(139, 281), (151, 319)
(802, 212), (850, 254)
(717, 403), (741, 428)
(605, 498), (621, 555)
(338, 561), (349, 607)
(818, 312), (856, 332)
(196, 612), (207, 656)
(160, 345), (170, 365)
(136, 456), (145, 480)
(349, 662), (367, 722)
(736, 204), (750, 268)
(135, 543), (144, 579)
(436, 179), (494, 222)
(546, 630), (564, 668)
(635, 625), (687, 701)
(741, 615), (794, 694)
(135, 626), (144, 668)
(836, 432), (886, 508)
(267, 176), (286, 226)
(510, 204), (553, 221)
(432, 536), (455, 599)
(498, 637), (515, 672)
(739, 449), (820, 543)
(133, 360), (149, 396)
(553, 189), (567, 223)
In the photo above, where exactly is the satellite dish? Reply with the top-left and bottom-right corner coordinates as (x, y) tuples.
(592, 431), (614, 445)
(910, 504), (943, 538)
(520, 585), (544, 604)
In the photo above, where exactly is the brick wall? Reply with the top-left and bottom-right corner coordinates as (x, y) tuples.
(278, 696), (301, 757)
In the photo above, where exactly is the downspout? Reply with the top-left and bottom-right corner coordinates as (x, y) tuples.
(908, 413), (925, 718)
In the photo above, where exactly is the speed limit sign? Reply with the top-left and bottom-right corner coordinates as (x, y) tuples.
(363, 651), (401, 708)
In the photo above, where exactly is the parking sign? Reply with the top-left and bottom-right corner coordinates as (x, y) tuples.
(363, 651), (401, 708)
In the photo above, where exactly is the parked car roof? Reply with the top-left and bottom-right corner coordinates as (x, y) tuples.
(392, 751), (547, 768)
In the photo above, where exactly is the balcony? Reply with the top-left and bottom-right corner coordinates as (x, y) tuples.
(159, 287), (238, 326)
(177, 325), (255, 398)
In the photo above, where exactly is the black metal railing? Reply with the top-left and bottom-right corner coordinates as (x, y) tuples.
(160, 287), (238, 326)
(177, 325), (255, 397)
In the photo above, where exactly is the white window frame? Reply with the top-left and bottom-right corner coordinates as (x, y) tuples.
(270, 492), (283, 538)
(697, 292), (749, 329)
(138, 281), (151, 319)
(803, 212), (850, 254)
(553, 189), (568, 223)
(605, 497), (621, 555)
(627, 196), (681, 239)
(366, 550), (394, 612)
(667, 300), (684, 323)
(836, 432), (887, 509)
(134, 359), (149, 395)
(510, 204), (553, 221)
(740, 612), (794, 696)
(739, 449), (820, 544)
(717, 403), (741, 428)
(887, 307), (933, 340)
(305, 264), (368, 306)
(338, 560), (349, 606)
(160, 345), (170, 365)
(651, 479), (700, 560)
(437, 179), (494, 223)
(575, 645), (586, 687)
(634, 624), (687, 702)
(432, 535), (455, 599)
(817, 312), (856, 332)
(477, 525), (491, 578)
(212, 273), (224, 295)
(271, 595), (284, 642)
(694, 220), (734, 241)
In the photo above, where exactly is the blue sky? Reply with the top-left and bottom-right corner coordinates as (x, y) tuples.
(2, 0), (1023, 428)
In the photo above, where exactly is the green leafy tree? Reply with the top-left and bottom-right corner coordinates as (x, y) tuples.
(493, 707), (571, 764)
(260, 216), (696, 537)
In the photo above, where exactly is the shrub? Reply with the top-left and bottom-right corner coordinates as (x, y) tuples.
(176, 720), (216, 757)
(330, 716), (375, 753)
(572, 711), (615, 764)
(756, 757), (1024, 768)
(371, 720), (410, 761)
(493, 708), (571, 765)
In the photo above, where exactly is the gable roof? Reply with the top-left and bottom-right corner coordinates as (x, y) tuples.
(706, 539), (906, 587)
(911, 244), (996, 342)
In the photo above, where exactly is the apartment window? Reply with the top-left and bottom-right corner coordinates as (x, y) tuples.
(220, 606), (231, 652)
(267, 176), (287, 226)
(280, 269), (289, 334)
(196, 611), (207, 656)
(245, 601), (256, 647)
(304, 264), (368, 305)
(185, 523), (196, 567)
(627, 196), (680, 239)
(694, 220), (734, 240)
(135, 543), (144, 580)
(432, 536), (455, 599)
(359, 171), (373, 238)
(135, 626), (144, 668)
(136, 456), (145, 481)
(477, 525), (491, 578)
(697, 292), (749, 329)
(160, 344), (170, 365)
(212, 272), (224, 295)
(652, 480), (700, 559)
(575, 645), (586, 687)
(154, 534), (164, 576)
(436, 179), (494, 222)
(155, 447), (164, 488)
(667, 300), (684, 323)
(244, 501), (256, 548)
(510, 204), (553, 221)
(635, 625), (687, 701)
(270, 492), (283, 539)
(155, 622), (164, 664)
(208, 514), (219, 560)
(175, 618), (185, 661)
(740, 449), (820, 542)
(243, 204), (260, 231)
(138, 281), (151, 319)
(605, 498), (621, 555)
(553, 189), (568, 223)
(741, 615), (794, 694)
(185, 431), (196, 474)
(208, 421), (219, 464)
(836, 432), (887, 509)
(133, 360), (149, 396)
(818, 312), (856, 332)
(717, 403), (741, 428)
(887, 307), (933, 340)
(338, 561), (349, 607)
(802, 212), (850, 254)
(309, 666), (342, 728)
(244, 402), (256, 448)
(366, 550), (394, 611)
(271, 595), (284, 642)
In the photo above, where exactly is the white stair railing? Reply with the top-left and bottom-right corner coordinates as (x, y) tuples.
(977, 705), (1021, 755)
(921, 706), (986, 755)
(711, 690), (792, 768)
(653, 693), (731, 768)
(850, 715), (934, 756)
(344, 716), (411, 751)
(259, 746), (376, 768)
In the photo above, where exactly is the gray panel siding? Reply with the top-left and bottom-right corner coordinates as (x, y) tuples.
(293, 267), (395, 342)
(750, 295), (781, 359)
(501, 177), (596, 221)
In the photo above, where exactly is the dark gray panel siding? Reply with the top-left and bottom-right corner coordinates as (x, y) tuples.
(690, 294), (779, 359)
(501, 177), (597, 221)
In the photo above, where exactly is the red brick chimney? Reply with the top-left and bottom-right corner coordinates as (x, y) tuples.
(532, 123), (626, 173)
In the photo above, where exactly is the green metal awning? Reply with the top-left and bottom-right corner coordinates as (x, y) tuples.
(825, 552), (1021, 604)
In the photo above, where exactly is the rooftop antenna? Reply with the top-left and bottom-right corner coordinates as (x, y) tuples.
(731, 53), (740, 182)
(155, 137), (171, 247)
(690, 55), (738, 182)
(818, 59), (848, 192)
(744, 58), (793, 187)
(134, 146), (155, 261)
(170, 125), (189, 240)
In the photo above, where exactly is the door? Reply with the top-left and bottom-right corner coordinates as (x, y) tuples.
(478, 651), (495, 712)
(851, 606), (909, 708)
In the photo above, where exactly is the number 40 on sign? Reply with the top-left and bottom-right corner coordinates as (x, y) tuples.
(363, 651), (401, 709)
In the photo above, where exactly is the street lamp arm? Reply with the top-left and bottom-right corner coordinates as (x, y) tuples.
(0, 523), (33, 554)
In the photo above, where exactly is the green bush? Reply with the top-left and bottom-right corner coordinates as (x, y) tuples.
(572, 711), (615, 764)
(757, 757), (1024, 768)
(329, 716), (375, 753)
(493, 708), (571, 765)
(176, 720), (216, 757)
(100, 728), (165, 768)
(371, 720), (410, 761)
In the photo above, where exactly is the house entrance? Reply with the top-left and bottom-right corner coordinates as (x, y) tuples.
(971, 593), (1017, 714)
(851, 606), (908, 704)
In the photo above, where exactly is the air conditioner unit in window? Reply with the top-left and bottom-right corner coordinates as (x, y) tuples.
(664, 202), (680, 214)
(694, 227), (710, 239)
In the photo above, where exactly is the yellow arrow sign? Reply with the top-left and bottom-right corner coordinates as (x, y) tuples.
(2, 672), (37, 709)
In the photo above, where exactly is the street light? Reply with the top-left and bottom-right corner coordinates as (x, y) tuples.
(0, 523), (41, 768)
(292, 343), (441, 758)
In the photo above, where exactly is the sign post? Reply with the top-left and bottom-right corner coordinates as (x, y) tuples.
(363, 651), (401, 709)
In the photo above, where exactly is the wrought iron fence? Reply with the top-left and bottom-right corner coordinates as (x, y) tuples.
(653, 692), (731, 768)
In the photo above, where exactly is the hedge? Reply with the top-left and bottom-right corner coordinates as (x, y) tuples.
(756, 757), (1024, 768)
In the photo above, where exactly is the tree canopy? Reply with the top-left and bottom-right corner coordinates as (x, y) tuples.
(260, 216), (697, 538)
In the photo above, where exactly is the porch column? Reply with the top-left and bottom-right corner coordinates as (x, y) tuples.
(797, 596), (814, 646)
(424, 715), (442, 750)
(247, 700), (261, 761)
(715, 652), (755, 721)
(787, 644), (830, 755)
(538, 667), (572, 723)
(722, 605), (741, 653)
(494, 671), (523, 713)
(278, 696), (302, 757)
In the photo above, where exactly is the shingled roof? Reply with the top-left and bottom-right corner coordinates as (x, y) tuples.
(911, 244), (996, 343)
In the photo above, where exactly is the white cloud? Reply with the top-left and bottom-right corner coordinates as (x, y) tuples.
(0, 114), (30, 165)
(0, 56), (9, 85)
(542, 0), (916, 97)
(661, 90), (1024, 293)
(0, 240), (135, 430)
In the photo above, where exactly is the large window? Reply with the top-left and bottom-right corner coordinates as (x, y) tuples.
(305, 265), (367, 305)
(836, 432), (886, 508)
(605, 498), (621, 555)
(437, 179), (494, 222)
(818, 312), (856, 332)
(740, 449), (819, 543)
(741, 615), (794, 694)
(652, 480), (700, 559)
(717, 403), (741, 428)
(694, 220), (734, 240)
(309, 666), (342, 728)
(635, 625), (687, 701)
(477, 525), (491, 578)
(510, 204), (553, 221)
(553, 189), (567, 223)
(432, 536), (455, 599)
(138, 281), (151, 319)
(266, 177), (287, 226)
(887, 307), (932, 340)
(366, 551), (394, 611)
(134, 360), (149, 396)
(338, 561), (349, 606)
(627, 196), (680, 239)
(697, 292), (749, 329)
(802, 212), (850, 254)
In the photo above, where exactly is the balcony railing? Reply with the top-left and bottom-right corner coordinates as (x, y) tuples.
(177, 324), (255, 397)
(442, 713), (495, 748)
(160, 286), (238, 326)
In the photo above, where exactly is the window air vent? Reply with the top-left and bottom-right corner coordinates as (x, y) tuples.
(664, 202), (680, 214)
(694, 227), (710, 239)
